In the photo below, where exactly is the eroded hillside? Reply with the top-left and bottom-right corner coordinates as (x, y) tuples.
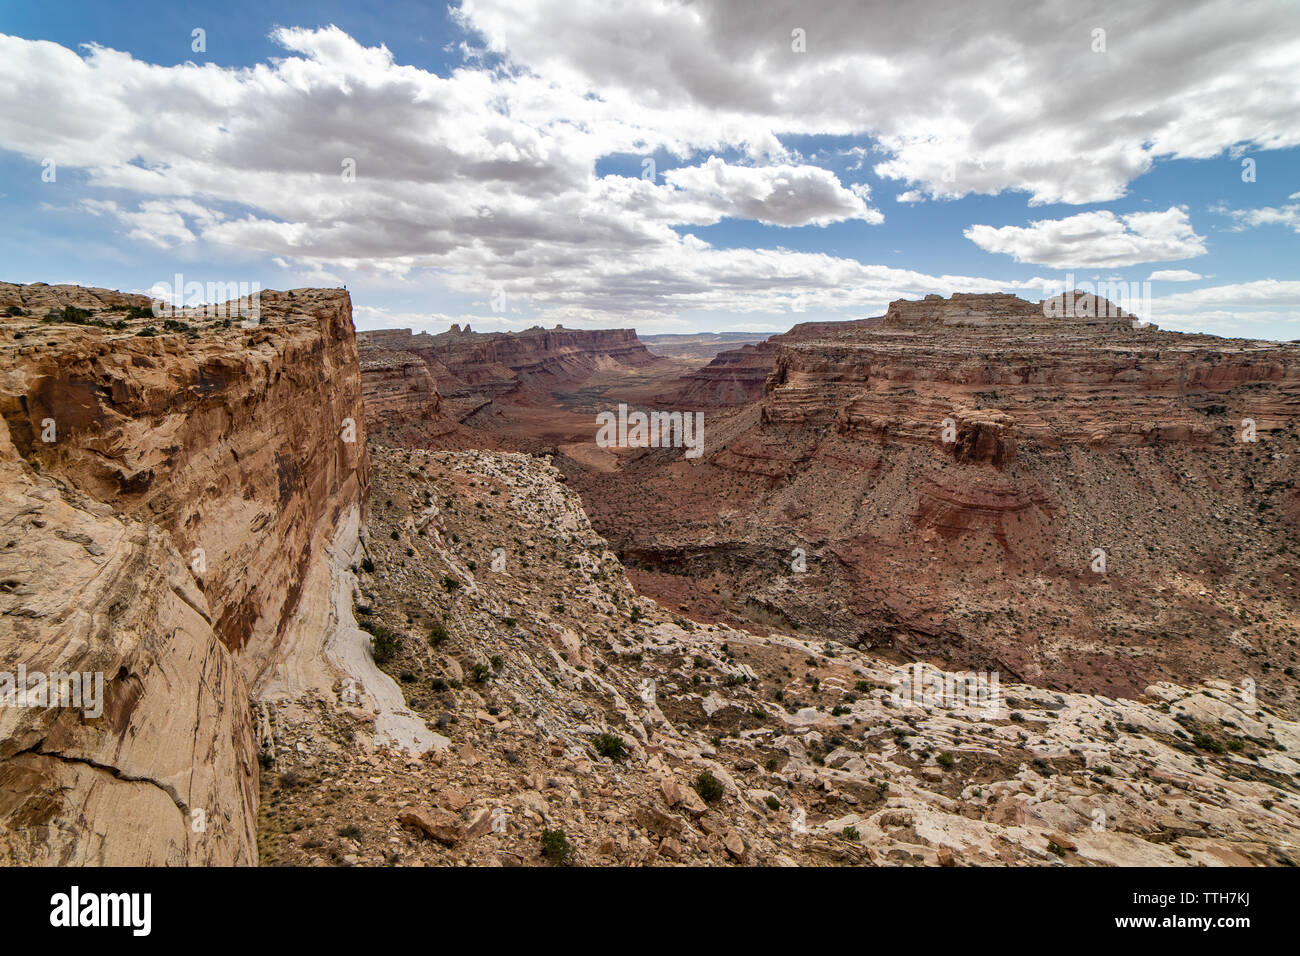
(566, 294), (1300, 710)
(2, 283), (1296, 868)
(257, 444), (1300, 866)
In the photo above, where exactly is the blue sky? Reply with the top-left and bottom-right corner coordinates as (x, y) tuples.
(1, 1), (1298, 338)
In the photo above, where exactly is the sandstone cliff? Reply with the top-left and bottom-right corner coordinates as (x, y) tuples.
(667, 314), (884, 407)
(0, 283), (401, 864)
(359, 325), (658, 408)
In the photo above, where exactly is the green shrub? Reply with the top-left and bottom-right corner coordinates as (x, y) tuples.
(540, 828), (572, 864)
(360, 620), (400, 663)
(694, 771), (724, 804)
(764, 795), (780, 811)
(936, 751), (955, 769)
(428, 621), (450, 646)
(592, 733), (626, 762)
(1192, 733), (1225, 753)
(842, 825), (860, 841)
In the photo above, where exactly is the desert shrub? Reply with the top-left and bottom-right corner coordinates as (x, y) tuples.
(592, 733), (626, 762)
(1192, 733), (1225, 753)
(694, 771), (724, 804)
(540, 828), (572, 864)
(360, 620), (400, 663)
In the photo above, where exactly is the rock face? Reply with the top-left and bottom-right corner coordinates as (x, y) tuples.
(358, 325), (657, 407)
(668, 290), (1135, 408)
(668, 315), (884, 407)
(0, 414), (257, 864)
(568, 293), (1300, 706)
(0, 283), (373, 864)
(358, 344), (476, 449)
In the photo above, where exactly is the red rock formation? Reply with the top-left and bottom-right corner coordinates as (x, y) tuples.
(568, 293), (1300, 705)
(359, 325), (657, 404)
(668, 314), (884, 407)
(0, 283), (370, 864)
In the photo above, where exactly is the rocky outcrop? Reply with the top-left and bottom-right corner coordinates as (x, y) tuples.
(358, 325), (657, 405)
(0, 415), (257, 864)
(0, 282), (374, 864)
(668, 315), (884, 407)
(668, 289), (1136, 409)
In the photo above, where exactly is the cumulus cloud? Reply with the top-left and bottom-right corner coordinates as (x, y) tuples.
(0, 26), (890, 314)
(1147, 269), (1204, 281)
(0, 8), (1295, 335)
(663, 157), (882, 226)
(1151, 280), (1300, 337)
(964, 207), (1207, 268)
(457, 0), (1300, 204)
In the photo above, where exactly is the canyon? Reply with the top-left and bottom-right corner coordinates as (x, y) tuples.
(0, 283), (1296, 867)
(566, 294), (1300, 713)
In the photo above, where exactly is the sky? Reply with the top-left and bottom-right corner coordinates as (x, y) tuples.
(0, 0), (1297, 339)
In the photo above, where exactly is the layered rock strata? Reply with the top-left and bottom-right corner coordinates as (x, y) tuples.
(568, 293), (1300, 707)
(0, 283), (394, 864)
(358, 325), (657, 405)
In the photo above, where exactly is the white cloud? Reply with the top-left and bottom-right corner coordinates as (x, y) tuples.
(0, 12), (1295, 337)
(457, 0), (1300, 204)
(1147, 269), (1204, 281)
(964, 207), (1207, 268)
(1144, 281), (1300, 338)
(0, 27), (889, 314)
(663, 156), (881, 226)
(1153, 279), (1300, 309)
(1226, 203), (1300, 233)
